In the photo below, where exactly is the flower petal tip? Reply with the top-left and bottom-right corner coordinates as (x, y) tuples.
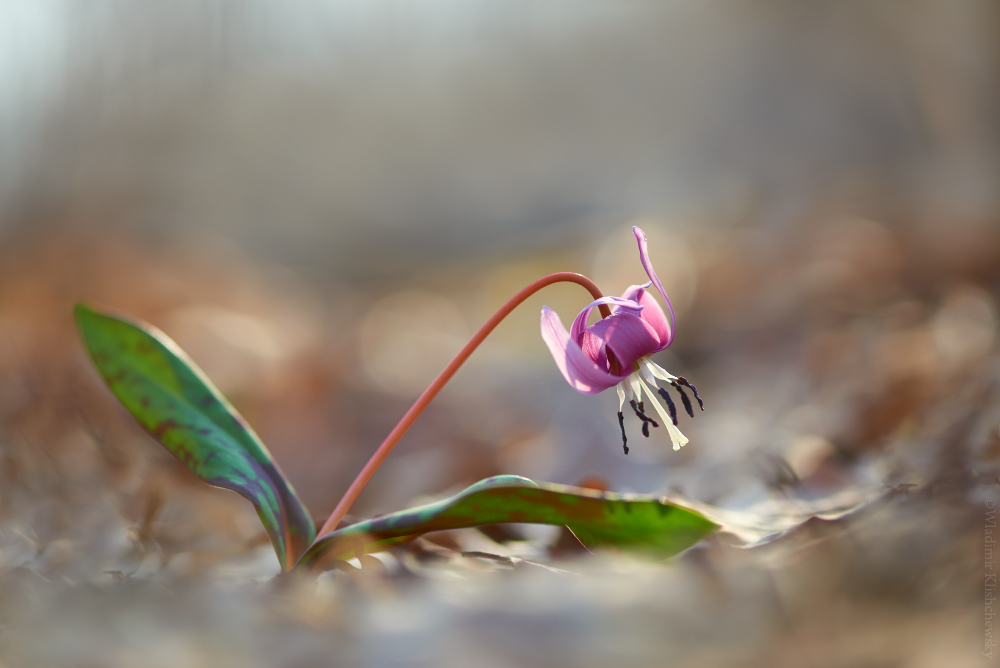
(631, 225), (676, 346)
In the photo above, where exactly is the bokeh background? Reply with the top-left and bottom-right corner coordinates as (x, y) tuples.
(0, 1), (998, 666)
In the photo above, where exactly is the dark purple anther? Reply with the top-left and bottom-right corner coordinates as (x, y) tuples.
(673, 383), (694, 418)
(617, 411), (628, 455)
(676, 376), (704, 410)
(629, 399), (659, 428)
(656, 388), (678, 426)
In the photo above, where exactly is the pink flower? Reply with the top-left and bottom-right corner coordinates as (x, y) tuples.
(540, 227), (702, 453)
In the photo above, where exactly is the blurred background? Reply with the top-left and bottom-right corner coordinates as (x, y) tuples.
(0, 1), (997, 666)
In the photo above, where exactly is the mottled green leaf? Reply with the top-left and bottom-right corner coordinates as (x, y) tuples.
(297, 475), (718, 570)
(74, 303), (315, 571)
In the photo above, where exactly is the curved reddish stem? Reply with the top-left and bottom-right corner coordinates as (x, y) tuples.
(315, 272), (608, 538)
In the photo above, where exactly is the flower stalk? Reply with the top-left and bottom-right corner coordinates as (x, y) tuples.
(315, 272), (610, 539)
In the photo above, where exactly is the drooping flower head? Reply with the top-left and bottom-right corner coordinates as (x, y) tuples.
(540, 226), (702, 453)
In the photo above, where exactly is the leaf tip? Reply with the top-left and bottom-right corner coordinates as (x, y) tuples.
(73, 301), (95, 325)
(73, 301), (110, 338)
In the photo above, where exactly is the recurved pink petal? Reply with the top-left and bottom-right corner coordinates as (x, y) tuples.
(586, 311), (661, 371)
(577, 330), (610, 370)
(618, 285), (672, 350)
(618, 282), (650, 305)
(569, 296), (643, 344)
(633, 226), (676, 346)
(540, 306), (626, 395)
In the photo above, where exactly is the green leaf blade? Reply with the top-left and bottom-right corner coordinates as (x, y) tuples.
(74, 303), (316, 570)
(297, 475), (718, 571)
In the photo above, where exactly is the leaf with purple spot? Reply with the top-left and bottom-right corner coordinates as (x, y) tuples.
(74, 303), (315, 571)
(296, 475), (718, 571)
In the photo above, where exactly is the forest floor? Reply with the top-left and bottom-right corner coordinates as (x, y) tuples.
(0, 217), (993, 667)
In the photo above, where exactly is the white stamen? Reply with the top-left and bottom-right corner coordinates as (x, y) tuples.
(623, 379), (636, 402)
(629, 375), (644, 404)
(636, 376), (669, 425)
(639, 363), (661, 389)
(616, 383), (627, 411)
(645, 359), (677, 382)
